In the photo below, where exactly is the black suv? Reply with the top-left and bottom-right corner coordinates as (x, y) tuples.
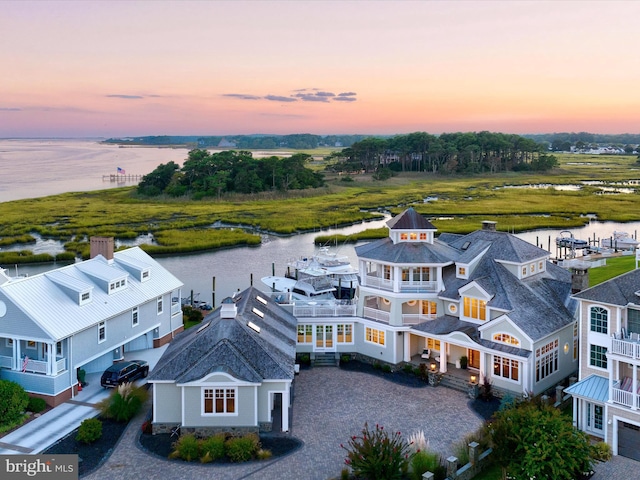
(100, 360), (149, 388)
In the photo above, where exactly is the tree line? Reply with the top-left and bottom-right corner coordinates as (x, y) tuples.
(137, 150), (324, 198)
(327, 131), (557, 174)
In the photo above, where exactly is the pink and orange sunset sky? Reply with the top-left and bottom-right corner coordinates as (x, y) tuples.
(1, 0), (639, 138)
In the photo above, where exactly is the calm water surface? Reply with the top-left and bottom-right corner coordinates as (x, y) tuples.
(4, 140), (640, 306)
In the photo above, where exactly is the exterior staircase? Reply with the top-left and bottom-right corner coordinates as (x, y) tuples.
(312, 353), (339, 367)
(440, 372), (472, 393)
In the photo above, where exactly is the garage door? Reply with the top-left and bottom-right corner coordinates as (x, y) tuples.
(618, 421), (640, 461)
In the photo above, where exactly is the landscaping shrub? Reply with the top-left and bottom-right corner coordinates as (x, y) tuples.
(97, 383), (148, 422)
(199, 433), (226, 463)
(169, 433), (200, 462)
(256, 448), (272, 460)
(591, 441), (612, 462)
(225, 433), (260, 462)
(0, 380), (29, 429)
(341, 422), (411, 480)
(76, 418), (102, 444)
(410, 450), (444, 480)
(27, 396), (47, 413)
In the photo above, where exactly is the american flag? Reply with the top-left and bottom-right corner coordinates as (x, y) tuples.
(117, 167), (126, 174)
(22, 356), (29, 372)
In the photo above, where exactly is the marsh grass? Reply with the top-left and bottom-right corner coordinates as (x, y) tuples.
(2, 155), (640, 262)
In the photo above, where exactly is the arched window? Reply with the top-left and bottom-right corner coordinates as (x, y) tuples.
(590, 306), (608, 334)
(493, 333), (520, 347)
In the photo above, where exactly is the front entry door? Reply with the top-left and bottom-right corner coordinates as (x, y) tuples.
(315, 325), (335, 351)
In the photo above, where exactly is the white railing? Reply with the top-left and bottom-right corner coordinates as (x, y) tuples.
(399, 280), (438, 293)
(363, 307), (390, 324)
(23, 358), (47, 374)
(293, 303), (357, 317)
(363, 275), (393, 291)
(612, 386), (634, 408)
(55, 357), (66, 374)
(611, 338), (640, 359)
(0, 355), (12, 369)
(402, 313), (437, 325)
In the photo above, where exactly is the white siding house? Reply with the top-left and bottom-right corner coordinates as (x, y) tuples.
(0, 239), (183, 406)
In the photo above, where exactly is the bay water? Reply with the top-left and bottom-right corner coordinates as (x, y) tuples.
(2, 139), (640, 306)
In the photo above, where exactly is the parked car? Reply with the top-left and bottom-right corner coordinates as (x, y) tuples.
(100, 360), (149, 388)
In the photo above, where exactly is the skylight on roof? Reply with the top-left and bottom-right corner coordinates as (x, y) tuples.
(252, 307), (264, 318)
(247, 321), (261, 333)
(256, 295), (268, 305)
(196, 322), (211, 334)
(461, 241), (471, 250)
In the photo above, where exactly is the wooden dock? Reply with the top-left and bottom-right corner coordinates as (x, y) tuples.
(102, 174), (144, 182)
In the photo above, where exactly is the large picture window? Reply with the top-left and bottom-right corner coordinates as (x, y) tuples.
(463, 297), (486, 321)
(589, 344), (608, 369)
(337, 324), (353, 343)
(589, 306), (608, 334)
(493, 355), (519, 381)
(203, 388), (236, 415)
(628, 308), (640, 334)
(98, 321), (106, 343)
(365, 327), (385, 346)
(535, 339), (558, 382)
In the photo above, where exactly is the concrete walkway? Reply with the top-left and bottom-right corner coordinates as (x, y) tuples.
(0, 346), (167, 455)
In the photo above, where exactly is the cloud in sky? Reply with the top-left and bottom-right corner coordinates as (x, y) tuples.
(0, 107), (21, 111)
(106, 94), (144, 100)
(223, 89), (357, 104)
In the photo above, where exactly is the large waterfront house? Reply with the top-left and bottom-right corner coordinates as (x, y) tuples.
(148, 287), (296, 436)
(566, 268), (640, 461)
(0, 237), (184, 406)
(293, 208), (579, 398)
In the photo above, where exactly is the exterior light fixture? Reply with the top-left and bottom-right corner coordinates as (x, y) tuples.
(470, 374), (477, 384)
(430, 362), (437, 372)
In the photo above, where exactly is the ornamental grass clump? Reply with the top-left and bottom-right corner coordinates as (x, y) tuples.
(97, 382), (148, 422)
(225, 433), (260, 462)
(199, 433), (226, 463)
(341, 422), (411, 480)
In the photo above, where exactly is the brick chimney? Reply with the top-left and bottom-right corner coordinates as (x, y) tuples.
(90, 236), (114, 261)
(482, 221), (497, 231)
(570, 263), (590, 293)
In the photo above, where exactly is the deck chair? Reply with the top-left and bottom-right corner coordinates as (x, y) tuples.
(421, 348), (430, 359)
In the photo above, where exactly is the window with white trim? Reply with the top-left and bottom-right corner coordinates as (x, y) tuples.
(493, 355), (519, 381)
(337, 324), (353, 343)
(157, 296), (163, 315)
(203, 387), (236, 415)
(132, 307), (139, 327)
(297, 325), (312, 344)
(589, 344), (607, 369)
(6, 338), (13, 347)
(98, 321), (106, 343)
(463, 297), (486, 321)
(426, 337), (440, 350)
(535, 339), (558, 382)
(27, 340), (36, 349)
(365, 327), (385, 346)
(589, 306), (608, 334)
(56, 341), (62, 356)
(493, 333), (520, 347)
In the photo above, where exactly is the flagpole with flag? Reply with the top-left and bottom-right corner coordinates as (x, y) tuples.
(117, 167), (126, 175)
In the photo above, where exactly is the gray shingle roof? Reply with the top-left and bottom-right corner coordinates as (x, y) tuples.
(149, 286), (297, 384)
(387, 207), (437, 230)
(572, 267), (640, 306)
(355, 237), (458, 265)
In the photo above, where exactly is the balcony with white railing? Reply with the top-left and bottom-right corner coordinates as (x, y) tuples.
(363, 274), (439, 294)
(402, 313), (437, 326)
(0, 356), (67, 375)
(610, 336), (640, 360)
(363, 307), (390, 324)
(612, 382), (640, 409)
(293, 302), (357, 318)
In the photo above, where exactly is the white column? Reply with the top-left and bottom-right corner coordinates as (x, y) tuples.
(403, 332), (411, 363)
(608, 359), (614, 403)
(479, 351), (486, 384)
(282, 386), (290, 432)
(439, 343), (447, 372)
(572, 396), (578, 428)
(15, 340), (21, 371)
(522, 360), (529, 394)
(46, 343), (53, 375)
(633, 361), (638, 411)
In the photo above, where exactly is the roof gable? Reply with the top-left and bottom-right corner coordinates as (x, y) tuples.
(387, 207), (437, 231)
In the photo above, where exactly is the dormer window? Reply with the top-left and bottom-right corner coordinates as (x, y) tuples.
(141, 270), (150, 281)
(458, 267), (466, 276)
(108, 277), (127, 294)
(463, 296), (487, 321)
(420, 233), (427, 241)
(493, 332), (520, 347)
(410, 233), (417, 240)
(80, 290), (92, 305)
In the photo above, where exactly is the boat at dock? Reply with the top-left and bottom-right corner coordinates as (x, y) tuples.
(286, 246), (359, 299)
(601, 231), (640, 250)
(261, 275), (338, 303)
(555, 231), (589, 249)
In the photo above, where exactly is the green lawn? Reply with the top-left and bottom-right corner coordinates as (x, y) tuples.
(588, 254), (637, 286)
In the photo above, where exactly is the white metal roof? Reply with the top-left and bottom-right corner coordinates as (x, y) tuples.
(0, 247), (183, 341)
